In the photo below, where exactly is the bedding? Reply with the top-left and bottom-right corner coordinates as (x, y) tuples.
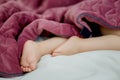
(0, 50), (120, 80)
(0, 0), (120, 77)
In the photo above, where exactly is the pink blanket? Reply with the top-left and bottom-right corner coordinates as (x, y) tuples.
(0, 0), (119, 77)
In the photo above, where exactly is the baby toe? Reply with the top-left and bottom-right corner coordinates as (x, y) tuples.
(30, 62), (37, 71)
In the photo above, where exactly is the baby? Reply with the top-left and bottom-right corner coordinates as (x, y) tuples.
(20, 26), (120, 72)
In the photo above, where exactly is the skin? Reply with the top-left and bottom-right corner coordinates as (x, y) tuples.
(53, 27), (120, 56)
(20, 27), (120, 72)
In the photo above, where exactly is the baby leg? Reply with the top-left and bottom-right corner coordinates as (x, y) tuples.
(20, 37), (67, 72)
(52, 36), (84, 56)
(52, 35), (120, 56)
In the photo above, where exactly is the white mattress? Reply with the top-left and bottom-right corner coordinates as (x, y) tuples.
(0, 50), (120, 80)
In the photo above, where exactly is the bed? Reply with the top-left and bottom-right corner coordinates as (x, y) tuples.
(0, 50), (120, 80)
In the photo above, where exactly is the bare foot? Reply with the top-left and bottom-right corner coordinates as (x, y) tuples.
(52, 36), (85, 56)
(20, 37), (67, 72)
(20, 40), (42, 72)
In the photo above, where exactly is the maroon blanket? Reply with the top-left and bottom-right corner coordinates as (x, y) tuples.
(0, 0), (119, 77)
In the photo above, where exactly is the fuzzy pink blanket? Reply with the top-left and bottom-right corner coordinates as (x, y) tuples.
(0, 0), (119, 77)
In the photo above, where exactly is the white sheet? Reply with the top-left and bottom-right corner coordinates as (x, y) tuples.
(0, 50), (120, 80)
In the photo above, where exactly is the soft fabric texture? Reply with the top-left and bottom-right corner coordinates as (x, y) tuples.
(0, 0), (119, 77)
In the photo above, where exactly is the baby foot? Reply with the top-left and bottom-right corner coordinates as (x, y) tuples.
(20, 40), (43, 72)
(52, 36), (85, 56)
(21, 37), (67, 72)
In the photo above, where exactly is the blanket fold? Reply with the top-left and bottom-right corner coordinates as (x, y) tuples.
(64, 0), (120, 37)
(0, 35), (22, 77)
(0, 1), (24, 28)
(18, 19), (80, 55)
(0, 11), (39, 77)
